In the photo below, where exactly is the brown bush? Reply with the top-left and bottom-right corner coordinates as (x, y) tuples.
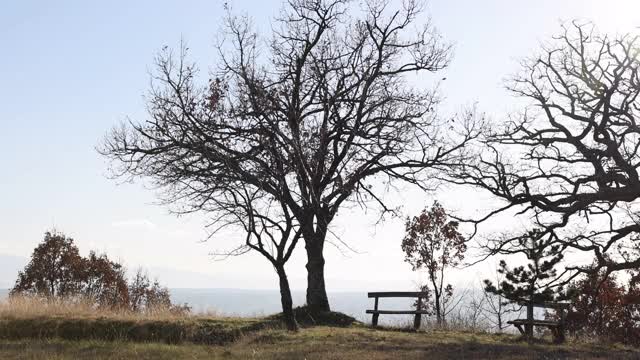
(561, 271), (640, 345)
(11, 230), (188, 314)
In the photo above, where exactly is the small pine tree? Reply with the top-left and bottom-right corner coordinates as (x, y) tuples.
(484, 229), (565, 339)
(484, 229), (563, 304)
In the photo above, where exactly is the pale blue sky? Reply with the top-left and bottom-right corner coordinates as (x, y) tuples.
(0, 0), (638, 290)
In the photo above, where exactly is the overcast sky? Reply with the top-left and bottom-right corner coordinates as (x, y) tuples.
(1, 0), (638, 291)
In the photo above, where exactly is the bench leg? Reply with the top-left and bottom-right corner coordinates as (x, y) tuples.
(553, 326), (565, 344)
(372, 313), (379, 328)
(524, 323), (533, 341)
(513, 324), (524, 335)
(413, 314), (422, 330)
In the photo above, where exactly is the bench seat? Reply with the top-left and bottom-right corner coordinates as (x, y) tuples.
(505, 300), (570, 343)
(508, 318), (566, 343)
(508, 319), (561, 327)
(366, 310), (430, 315)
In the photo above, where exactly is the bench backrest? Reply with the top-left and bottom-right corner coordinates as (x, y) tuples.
(516, 300), (571, 310)
(368, 291), (429, 298)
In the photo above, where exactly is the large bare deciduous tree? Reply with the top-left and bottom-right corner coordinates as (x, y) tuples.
(100, 0), (480, 312)
(447, 22), (640, 284)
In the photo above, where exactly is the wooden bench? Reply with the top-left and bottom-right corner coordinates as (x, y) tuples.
(366, 292), (430, 329)
(507, 300), (570, 343)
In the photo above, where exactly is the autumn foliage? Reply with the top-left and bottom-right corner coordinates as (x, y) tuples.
(560, 271), (640, 345)
(11, 231), (188, 314)
(12, 232), (86, 298)
(402, 201), (466, 324)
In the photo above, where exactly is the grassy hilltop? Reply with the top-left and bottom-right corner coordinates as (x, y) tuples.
(0, 298), (638, 360)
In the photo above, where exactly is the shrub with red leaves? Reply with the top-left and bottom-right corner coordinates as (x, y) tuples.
(562, 271), (640, 345)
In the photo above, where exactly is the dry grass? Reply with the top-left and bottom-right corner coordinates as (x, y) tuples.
(1, 297), (638, 359)
(0, 296), (278, 345)
(0, 295), (218, 321)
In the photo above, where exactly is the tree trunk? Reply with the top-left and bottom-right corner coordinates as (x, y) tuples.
(432, 279), (442, 325)
(496, 297), (503, 331)
(304, 236), (330, 312)
(435, 295), (442, 325)
(276, 265), (298, 331)
(525, 300), (534, 340)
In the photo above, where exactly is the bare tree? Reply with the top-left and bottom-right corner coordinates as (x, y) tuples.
(100, 0), (479, 312)
(128, 269), (191, 316)
(101, 41), (304, 329)
(462, 288), (486, 331)
(210, 184), (303, 330)
(441, 285), (469, 326)
(445, 22), (640, 284)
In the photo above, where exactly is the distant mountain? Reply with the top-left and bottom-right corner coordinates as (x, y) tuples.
(0, 254), (27, 289)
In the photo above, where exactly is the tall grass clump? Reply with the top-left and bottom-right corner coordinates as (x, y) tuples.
(0, 295), (277, 345)
(0, 295), (191, 321)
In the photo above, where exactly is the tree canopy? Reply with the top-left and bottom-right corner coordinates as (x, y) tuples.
(100, 0), (480, 312)
(446, 22), (640, 284)
(402, 201), (466, 324)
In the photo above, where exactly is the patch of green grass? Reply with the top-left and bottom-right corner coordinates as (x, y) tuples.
(0, 316), (280, 345)
(0, 339), (219, 360)
(1, 327), (638, 359)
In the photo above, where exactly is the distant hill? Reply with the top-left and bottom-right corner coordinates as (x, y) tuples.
(147, 266), (234, 289)
(0, 254), (27, 289)
(0, 254), (274, 291)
